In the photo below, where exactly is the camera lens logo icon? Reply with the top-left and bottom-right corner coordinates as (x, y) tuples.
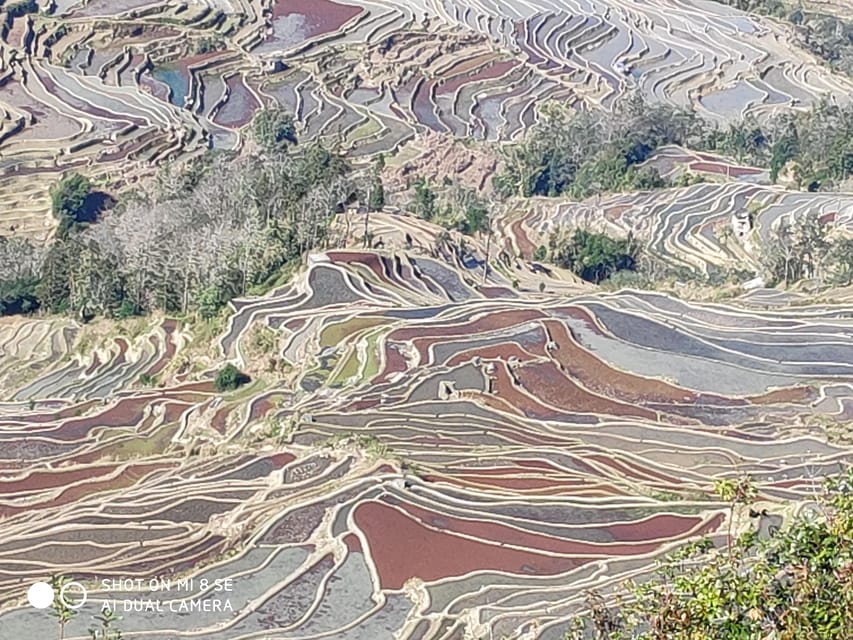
(28, 581), (88, 610)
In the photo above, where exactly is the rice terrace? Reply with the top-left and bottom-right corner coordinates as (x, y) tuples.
(0, 0), (853, 638)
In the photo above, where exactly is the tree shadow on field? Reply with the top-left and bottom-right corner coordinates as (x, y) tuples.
(78, 191), (115, 223)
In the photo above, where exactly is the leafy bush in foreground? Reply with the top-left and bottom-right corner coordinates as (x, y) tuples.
(565, 468), (853, 640)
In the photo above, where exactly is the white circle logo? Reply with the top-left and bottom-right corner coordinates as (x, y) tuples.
(27, 582), (55, 609)
(59, 582), (88, 610)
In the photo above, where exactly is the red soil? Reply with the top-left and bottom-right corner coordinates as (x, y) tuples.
(85, 353), (102, 376)
(270, 452), (297, 467)
(344, 533), (362, 552)
(479, 286), (515, 298)
(0, 462), (174, 518)
(284, 318), (307, 332)
(0, 465), (113, 495)
(327, 251), (386, 280)
(211, 405), (231, 434)
(491, 363), (561, 420)
(445, 338), (548, 367)
(249, 394), (280, 422)
(379, 343), (408, 378)
(688, 161), (762, 177)
(544, 320), (696, 405)
(436, 60), (518, 96)
(272, 0), (362, 36)
(749, 386), (814, 405)
(510, 220), (537, 258)
(608, 512), (724, 541)
(516, 361), (656, 419)
(54, 396), (151, 440)
(393, 308), (543, 342)
(585, 454), (682, 485)
(396, 500), (717, 553)
(354, 501), (584, 589)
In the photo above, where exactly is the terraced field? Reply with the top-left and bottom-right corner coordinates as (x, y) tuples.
(515, 180), (853, 275)
(0, 247), (851, 639)
(2, 0), (851, 237)
(2, 0), (853, 637)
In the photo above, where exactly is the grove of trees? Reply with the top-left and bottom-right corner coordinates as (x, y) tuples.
(0, 113), (360, 319)
(548, 229), (641, 283)
(760, 210), (853, 286)
(496, 95), (853, 200)
(712, 100), (853, 189)
(493, 95), (699, 199)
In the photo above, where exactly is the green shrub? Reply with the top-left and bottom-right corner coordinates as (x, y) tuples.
(566, 469), (853, 640)
(214, 363), (249, 392)
(367, 178), (385, 211)
(51, 173), (92, 220)
(195, 286), (225, 320)
(550, 229), (640, 283)
(252, 107), (297, 151)
(138, 373), (158, 387)
(114, 299), (138, 320)
(0, 276), (40, 316)
(412, 177), (438, 220)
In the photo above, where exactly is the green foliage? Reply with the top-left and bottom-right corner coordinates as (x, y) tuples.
(702, 99), (853, 189)
(533, 245), (548, 262)
(138, 373), (158, 388)
(827, 236), (853, 285)
(368, 180), (385, 210)
(51, 173), (93, 236)
(672, 170), (708, 187)
(0, 275), (40, 315)
(714, 117), (768, 164)
(113, 299), (138, 320)
(195, 286), (225, 321)
(50, 575), (78, 640)
(459, 201), (489, 235)
(549, 229), (640, 283)
(412, 177), (438, 220)
(759, 211), (832, 285)
(252, 107), (297, 151)
(0, 236), (43, 315)
(566, 468), (853, 640)
(3, 142), (353, 320)
(498, 95), (853, 198)
(88, 609), (123, 640)
(769, 125), (799, 183)
(494, 96), (698, 199)
(214, 363), (249, 392)
(365, 153), (386, 212)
